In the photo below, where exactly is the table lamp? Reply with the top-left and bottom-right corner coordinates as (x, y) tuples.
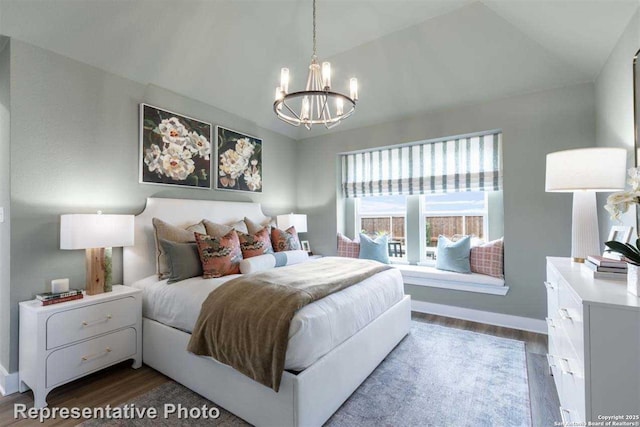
(545, 147), (627, 262)
(60, 213), (134, 295)
(276, 213), (308, 233)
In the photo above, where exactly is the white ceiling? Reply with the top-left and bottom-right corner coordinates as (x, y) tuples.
(0, 0), (638, 139)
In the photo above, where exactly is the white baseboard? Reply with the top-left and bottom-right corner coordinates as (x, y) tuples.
(411, 300), (547, 334)
(0, 363), (19, 396)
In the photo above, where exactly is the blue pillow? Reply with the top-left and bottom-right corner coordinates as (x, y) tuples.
(358, 233), (390, 264)
(436, 235), (471, 273)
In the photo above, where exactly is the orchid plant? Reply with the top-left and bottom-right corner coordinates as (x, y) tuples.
(604, 168), (640, 264)
(605, 168), (640, 221)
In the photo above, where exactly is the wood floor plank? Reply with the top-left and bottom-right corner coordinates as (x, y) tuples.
(0, 312), (557, 426)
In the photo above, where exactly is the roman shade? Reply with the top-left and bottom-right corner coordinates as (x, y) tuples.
(340, 131), (502, 198)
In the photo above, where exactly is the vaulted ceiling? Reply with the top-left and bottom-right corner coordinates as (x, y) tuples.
(0, 0), (638, 139)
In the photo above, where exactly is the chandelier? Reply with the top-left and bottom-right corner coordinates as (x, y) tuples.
(273, 0), (358, 130)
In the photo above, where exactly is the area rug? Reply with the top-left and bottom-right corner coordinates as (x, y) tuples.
(82, 321), (531, 426)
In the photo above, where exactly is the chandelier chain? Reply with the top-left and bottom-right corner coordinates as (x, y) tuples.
(312, 0), (317, 57)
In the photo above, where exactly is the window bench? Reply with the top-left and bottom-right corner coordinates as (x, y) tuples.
(394, 264), (508, 296)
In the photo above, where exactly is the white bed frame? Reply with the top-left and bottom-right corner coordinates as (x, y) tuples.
(123, 197), (411, 427)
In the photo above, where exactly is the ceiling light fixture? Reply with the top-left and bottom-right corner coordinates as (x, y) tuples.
(273, 0), (358, 130)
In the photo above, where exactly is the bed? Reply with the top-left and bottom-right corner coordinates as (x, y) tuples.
(123, 197), (411, 427)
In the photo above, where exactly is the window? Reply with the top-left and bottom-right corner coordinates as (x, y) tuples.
(422, 191), (488, 261)
(341, 130), (503, 265)
(356, 196), (407, 260)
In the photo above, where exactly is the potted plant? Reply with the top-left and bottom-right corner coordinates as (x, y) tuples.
(604, 167), (640, 296)
(604, 240), (640, 296)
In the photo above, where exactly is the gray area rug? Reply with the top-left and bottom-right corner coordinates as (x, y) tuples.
(82, 321), (531, 426)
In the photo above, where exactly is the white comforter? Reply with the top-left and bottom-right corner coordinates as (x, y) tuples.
(131, 265), (404, 370)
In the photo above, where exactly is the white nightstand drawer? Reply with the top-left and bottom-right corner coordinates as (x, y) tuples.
(46, 297), (137, 349)
(46, 327), (136, 388)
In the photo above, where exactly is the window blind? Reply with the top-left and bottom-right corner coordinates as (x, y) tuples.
(340, 131), (502, 198)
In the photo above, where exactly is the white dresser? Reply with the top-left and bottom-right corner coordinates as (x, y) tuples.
(546, 257), (640, 424)
(19, 285), (142, 408)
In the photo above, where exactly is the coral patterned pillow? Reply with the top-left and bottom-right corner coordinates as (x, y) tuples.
(194, 230), (243, 278)
(337, 233), (360, 258)
(238, 227), (274, 259)
(470, 238), (504, 279)
(271, 226), (301, 252)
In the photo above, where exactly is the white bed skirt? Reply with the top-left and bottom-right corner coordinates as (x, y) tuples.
(142, 295), (411, 427)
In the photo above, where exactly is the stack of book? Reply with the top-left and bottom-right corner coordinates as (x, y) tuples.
(584, 256), (627, 281)
(36, 289), (84, 306)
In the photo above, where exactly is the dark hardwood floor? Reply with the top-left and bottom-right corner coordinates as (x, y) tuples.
(0, 313), (558, 426)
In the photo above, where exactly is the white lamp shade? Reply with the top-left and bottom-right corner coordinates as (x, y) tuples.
(545, 147), (627, 192)
(276, 214), (308, 233)
(60, 214), (134, 249)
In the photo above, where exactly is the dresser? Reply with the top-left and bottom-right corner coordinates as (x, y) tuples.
(546, 257), (640, 424)
(19, 285), (142, 408)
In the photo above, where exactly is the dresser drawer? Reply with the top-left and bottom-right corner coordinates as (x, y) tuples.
(46, 328), (136, 387)
(46, 297), (137, 349)
(556, 279), (584, 362)
(545, 266), (560, 319)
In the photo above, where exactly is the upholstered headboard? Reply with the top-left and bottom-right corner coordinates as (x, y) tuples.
(123, 197), (271, 285)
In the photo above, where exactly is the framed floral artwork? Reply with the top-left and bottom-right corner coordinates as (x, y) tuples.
(215, 126), (263, 192)
(139, 104), (212, 188)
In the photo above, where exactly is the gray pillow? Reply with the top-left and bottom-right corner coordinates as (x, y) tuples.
(159, 239), (203, 284)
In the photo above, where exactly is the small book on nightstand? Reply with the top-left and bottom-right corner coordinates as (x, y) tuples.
(35, 289), (84, 305)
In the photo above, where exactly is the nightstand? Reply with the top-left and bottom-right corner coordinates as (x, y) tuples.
(19, 285), (142, 408)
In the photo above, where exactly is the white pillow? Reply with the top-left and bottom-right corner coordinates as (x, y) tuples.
(239, 250), (309, 274)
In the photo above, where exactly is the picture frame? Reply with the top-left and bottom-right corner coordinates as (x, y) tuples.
(301, 240), (311, 253)
(215, 126), (263, 193)
(603, 225), (635, 259)
(139, 104), (212, 189)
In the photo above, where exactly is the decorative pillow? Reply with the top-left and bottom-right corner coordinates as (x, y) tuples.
(159, 239), (203, 284)
(203, 219), (232, 237)
(358, 233), (390, 264)
(238, 227), (274, 258)
(436, 235), (471, 274)
(470, 237), (504, 279)
(244, 217), (276, 234)
(337, 233), (360, 258)
(271, 226), (302, 252)
(239, 250), (309, 274)
(153, 218), (206, 279)
(194, 231), (243, 278)
(229, 220), (249, 234)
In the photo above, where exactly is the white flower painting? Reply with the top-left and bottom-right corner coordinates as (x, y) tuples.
(140, 104), (212, 188)
(216, 126), (263, 193)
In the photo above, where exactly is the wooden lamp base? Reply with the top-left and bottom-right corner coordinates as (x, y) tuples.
(85, 247), (113, 295)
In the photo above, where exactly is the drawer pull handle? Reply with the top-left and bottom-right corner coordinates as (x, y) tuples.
(558, 308), (572, 321)
(545, 317), (556, 328)
(560, 407), (573, 424)
(544, 281), (555, 290)
(81, 314), (112, 327)
(81, 347), (112, 362)
(559, 358), (575, 376)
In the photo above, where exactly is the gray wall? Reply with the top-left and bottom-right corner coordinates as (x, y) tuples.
(595, 9), (640, 241)
(4, 40), (298, 372)
(297, 83), (596, 321)
(0, 38), (10, 372)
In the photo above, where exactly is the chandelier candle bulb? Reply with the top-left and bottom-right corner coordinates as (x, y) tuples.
(275, 87), (283, 102)
(280, 68), (289, 94)
(350, 78), (359, 101)
(322, 62), (331, 88)
(301, 97), (310, 120)
(336, 97), (344, 115)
